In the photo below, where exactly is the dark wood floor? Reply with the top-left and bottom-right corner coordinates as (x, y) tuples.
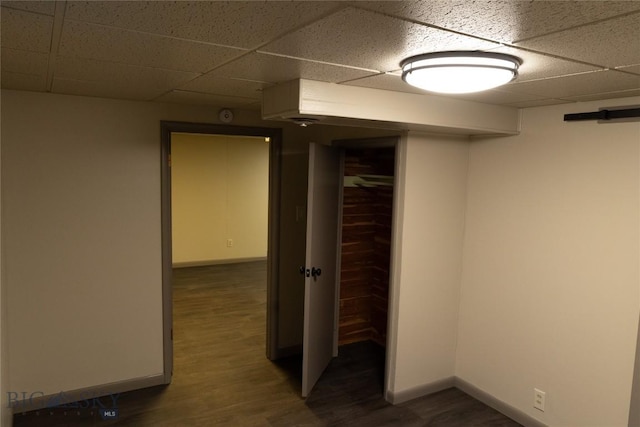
(13, 261), (521, 426)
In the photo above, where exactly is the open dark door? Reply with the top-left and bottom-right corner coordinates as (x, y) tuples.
(301, 143), (342, 397)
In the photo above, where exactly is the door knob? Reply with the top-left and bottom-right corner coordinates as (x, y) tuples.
(311, 267), (322, 278)
(299, 266), (310, 277)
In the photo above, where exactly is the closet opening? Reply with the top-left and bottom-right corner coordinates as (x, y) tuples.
(336, 141), (396, 391)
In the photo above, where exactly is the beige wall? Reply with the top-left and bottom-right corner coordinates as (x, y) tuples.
(0, 89), (394, 398)
(2, 88), (638, 426)
(0, 89), (281, 396)
(3, 91), (163, 394)
(171, 133), (269, 265)
(456, 98), (640, 426)
(387, 132), (469, 397)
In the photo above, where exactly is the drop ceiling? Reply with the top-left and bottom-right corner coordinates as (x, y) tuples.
(2, 0), (639, 110)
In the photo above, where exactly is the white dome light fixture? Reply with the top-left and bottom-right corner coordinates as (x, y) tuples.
(401, 51), (522, 94)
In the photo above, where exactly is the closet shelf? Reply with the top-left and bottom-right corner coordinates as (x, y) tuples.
(344, 174), (394, 188)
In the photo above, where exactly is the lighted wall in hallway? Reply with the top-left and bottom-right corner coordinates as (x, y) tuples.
(171, 133), (269, 265)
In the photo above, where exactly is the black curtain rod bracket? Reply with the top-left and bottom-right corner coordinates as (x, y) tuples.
(564, 106), (640, 123)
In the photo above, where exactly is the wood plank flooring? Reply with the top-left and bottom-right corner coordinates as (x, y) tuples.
(13, 261), (521, 426)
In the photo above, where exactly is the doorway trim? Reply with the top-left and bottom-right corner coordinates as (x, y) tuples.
(331, 135), (400, 402)
(160, 121), (283, 382)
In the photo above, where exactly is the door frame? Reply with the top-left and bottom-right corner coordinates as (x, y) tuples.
(331, 135), (400, 398)
(160, 121), (283, 382)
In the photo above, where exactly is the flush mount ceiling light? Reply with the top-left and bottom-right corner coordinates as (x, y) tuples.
(401, 51), (522, 94)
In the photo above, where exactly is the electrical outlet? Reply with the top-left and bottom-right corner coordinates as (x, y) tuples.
(534, 388), (546, 412)
(226, 239), (233, 247)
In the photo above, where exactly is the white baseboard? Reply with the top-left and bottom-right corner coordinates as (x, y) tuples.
(455, 378), (548, 427)
(386, 376), (455, 404)
(386, 376), (548, 427)
(8, 374), (166, 414)
(172, 257), (267, 268)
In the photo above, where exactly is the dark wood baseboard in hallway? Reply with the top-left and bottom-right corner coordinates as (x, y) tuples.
(13, 261), (521, 426)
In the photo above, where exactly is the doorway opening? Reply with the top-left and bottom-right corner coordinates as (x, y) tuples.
(335, 140), (396, 396)
(160, 121), (282, 382)
(299, 136), (398, 398)
(170, 133), (270, 269)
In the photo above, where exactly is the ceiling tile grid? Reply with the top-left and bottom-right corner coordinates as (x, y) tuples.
(516, 12), (640, 69)
(52, 56), (200, 101)
(618, 64), (640, 76)
(342, 72), (562, 108)
(52, 77), (160, 101)
(1, 1), (55, 16)
(63, 1), (346, 49)
(177, 73), (269, 101)
(260, 7), (497, 72)
(1, 1), (639, 108)
(193, 52), (378, 87)
(566, 88), (640, 103)
(155, 90), (260, 109)
(354, 1), (640, 45)
(55, 56), (199, 89)
(486, 46), (601, 82)
(504, 70), (640, 100)
(1, 47), (49, 77)
(58, 20), (247, 73)
(1, 70), (47, 92)
(1, 7), (53, 52)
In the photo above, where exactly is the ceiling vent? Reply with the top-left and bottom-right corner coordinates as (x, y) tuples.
(290, 117), (321, 127)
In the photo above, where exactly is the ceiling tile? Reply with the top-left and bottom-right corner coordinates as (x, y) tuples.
(343, 72), (554, 107)
(343, 72), (436, 95)
(3, 1), (639, 109)
(1, 7), (53, 52)
(59, 20), (246, 73)
(355, 1), (640, 44)
(506, 70), (640, 100)
(487, 46), (601, 82)
(155, 90), (260, 109)
(449, 88), (550, 106)
(563, 88), (640, 103)
(52, 78), (160, 101)
(1, 70), (47, 91)
(1, 47), (49, 76)
(505, 99), (573, 109)
(64, 1), (344, 49)
(616, 64), (640, 76)
(261, 7), (497, 72)
(1, 1), (56, 16)
(54, 57), (199, 100)
(202, 52), (378, 86)
(178, 75), (267, 100)
(516, 12), (640, 68)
